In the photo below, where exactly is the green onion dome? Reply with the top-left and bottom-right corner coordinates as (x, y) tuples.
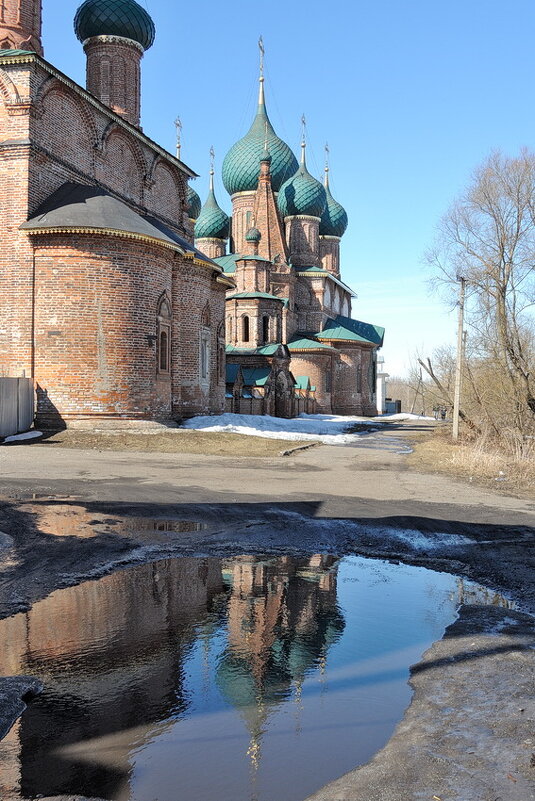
(222, 80), (298, 196)
(74, 0), (156, 51)
(277, 143), (327, 219)
(245, 227), (261, 242)
(194, 173), (229, 240)
(319, 170), (348, 237)
(186, 184), (202, 221)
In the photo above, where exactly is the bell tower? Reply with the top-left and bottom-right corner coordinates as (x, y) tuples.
(0, 0), (43, 55)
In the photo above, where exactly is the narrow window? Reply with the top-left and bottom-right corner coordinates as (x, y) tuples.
(262, 315), (270, 344)
(242, 316), (250, 343)
(201, 339), (208, 379)
(356, 365), (362, 394)
(325, 370), (332, 393)
(159, 331), (168, 371)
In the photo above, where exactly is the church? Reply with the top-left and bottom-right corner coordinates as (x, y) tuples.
(0, 0), (384, 426)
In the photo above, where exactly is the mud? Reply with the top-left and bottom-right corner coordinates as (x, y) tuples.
(0, 422), (534, 800)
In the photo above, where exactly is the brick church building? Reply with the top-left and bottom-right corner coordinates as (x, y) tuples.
(0, 0), (384, 425)
(0, 0), (233, 427)
(192, 73), (384, 416)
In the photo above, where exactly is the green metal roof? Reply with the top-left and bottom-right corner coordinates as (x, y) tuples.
(288, 336), (336, 352)
(213, 253), (272, 274)
(245, 226), (261, 242)
(294, 376), (311, 390)
(222, 84), (298, 196)
(277, 146), (327, 219)
(316, 315), (385, 346)
(74, 0), (156, 50)
(226, 344), (280, 356)
(320, 182), (348, 237)
(186, 184), (201, 221)
(0, 49), (35, 56)
(242, 367), (271, 386)
(194, 185), (229, 240)
(226, 292), (284, 302)
(225, 364), (241, 383)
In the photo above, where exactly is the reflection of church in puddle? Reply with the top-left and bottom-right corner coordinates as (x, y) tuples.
(0, 549), (343, 800)
(219, 556), (344, 772)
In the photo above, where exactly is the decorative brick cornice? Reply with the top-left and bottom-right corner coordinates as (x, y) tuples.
(284, 214), (321, 222)
(0, 51), (198, 178)
(82, 35), (145, 54)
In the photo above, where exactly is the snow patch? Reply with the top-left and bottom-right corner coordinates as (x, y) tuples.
(2, 430), (43, 444)
(182, 412), (381, 446)
(389, 528), (473, 550)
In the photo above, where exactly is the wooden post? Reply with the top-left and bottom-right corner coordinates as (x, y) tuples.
(452, 277), (466, 440)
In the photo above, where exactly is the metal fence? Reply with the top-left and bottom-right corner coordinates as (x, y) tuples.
(0, 378), (35, 438)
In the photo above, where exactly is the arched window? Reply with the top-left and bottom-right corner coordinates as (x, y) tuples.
(157, 294), (171, 374)
(242, 316), (250, 343)
(262, 315), (270, 344)
(217, 321), (225, 381)
(159, 330), (168, 371)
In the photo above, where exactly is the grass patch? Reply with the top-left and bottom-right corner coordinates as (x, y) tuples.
(408, 427), (535, 496)
(34, 429), (308, 458)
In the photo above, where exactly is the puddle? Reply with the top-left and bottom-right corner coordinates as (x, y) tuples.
(1, 498), (206, 540)
(0, 553), (513, 801)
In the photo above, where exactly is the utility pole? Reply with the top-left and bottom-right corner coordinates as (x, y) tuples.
(452, 276), (466, 440)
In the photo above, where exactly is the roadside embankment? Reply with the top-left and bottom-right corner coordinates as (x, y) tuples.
(305, 605), (535, 801)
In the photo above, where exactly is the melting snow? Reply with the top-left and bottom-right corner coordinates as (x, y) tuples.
(2, 430), (43, 444)
(182, 412), (386, 446)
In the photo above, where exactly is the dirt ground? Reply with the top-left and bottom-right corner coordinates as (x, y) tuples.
(0, 419), (534, 801)
(29, 428), (303, 457)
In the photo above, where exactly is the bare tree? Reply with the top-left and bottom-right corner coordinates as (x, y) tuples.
(426, 150), (535, 435)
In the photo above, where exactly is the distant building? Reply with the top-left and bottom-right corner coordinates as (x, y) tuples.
(193, 71), (385, 416)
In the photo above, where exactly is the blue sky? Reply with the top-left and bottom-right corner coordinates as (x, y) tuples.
(43, 0), (535, 376)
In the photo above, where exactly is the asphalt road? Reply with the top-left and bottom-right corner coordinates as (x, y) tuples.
(0, 422), (534, 801)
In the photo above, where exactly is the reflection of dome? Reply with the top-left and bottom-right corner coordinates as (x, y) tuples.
(222, 81), (298, 196)
(277, 145), (327, 219)
(186, 185), (201, 221)
(194, 180), (229, 240)
(74, 0), (156, 50)
(216, 653), (289, 710)
(319, 179), (348, 237)
(245, 227), (261, 242)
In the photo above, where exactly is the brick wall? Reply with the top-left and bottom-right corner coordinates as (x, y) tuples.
(332, 344), (377, 415)
(230, 191), (255, 253)
(0, 0), (42, 55)
(285, 216), (320, 267)
(226, 296), (282, 349)
(0, 55), (226, 424)
(84, 35), (143, 127)
(288, 352), (333, 412)
(193, 237), (225, 260)
(319, 236), (340, 277)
